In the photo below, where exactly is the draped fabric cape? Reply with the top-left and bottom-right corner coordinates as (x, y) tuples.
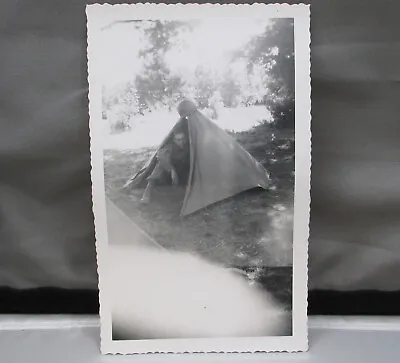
(124, 103), (271, 216)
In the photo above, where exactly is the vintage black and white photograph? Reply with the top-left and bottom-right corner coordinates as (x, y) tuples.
(87, 3), (310, 354)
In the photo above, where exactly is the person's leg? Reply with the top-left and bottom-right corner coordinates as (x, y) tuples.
(140, 162), (167, 204)
(174, 160), (190, 186)
(140, 180), (155, 204)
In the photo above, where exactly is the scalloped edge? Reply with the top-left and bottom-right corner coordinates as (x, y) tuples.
(85, 2), (311, 355)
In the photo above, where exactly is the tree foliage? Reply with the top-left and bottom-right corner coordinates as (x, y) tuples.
(103, 18), (295, 131)
(135, 20), (190, 113)
(233, 18), (295, 128)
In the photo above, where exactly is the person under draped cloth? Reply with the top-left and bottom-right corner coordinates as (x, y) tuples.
(140, 116), (190, 204)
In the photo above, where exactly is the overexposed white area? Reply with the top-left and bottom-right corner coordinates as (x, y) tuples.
(100, 15), (274, 150)
(258, 204), (294, 266)
(103, 105), (271, 150)
(99, 18), (269, 90)
(106, 245), (289, 340)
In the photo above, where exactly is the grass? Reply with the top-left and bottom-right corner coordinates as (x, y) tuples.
(104, 121), (295, 309)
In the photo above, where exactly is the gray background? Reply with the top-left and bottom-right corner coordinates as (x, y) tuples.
(0, 0), (399, 292)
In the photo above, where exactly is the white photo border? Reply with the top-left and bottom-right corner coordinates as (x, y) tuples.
(86, 2), (311, 354)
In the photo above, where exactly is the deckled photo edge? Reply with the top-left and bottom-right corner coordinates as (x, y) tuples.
(86, 2), (311, 355)
(86, 4), (112, 352)
(291, 5), (311, 346)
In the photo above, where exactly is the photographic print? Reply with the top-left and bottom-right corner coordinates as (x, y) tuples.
(86, 3), (310, 354)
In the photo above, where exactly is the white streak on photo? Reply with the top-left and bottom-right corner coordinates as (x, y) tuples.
(107, 245), (290, 340)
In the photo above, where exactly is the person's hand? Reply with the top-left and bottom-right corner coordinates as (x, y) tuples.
(171, 170), (179, 186)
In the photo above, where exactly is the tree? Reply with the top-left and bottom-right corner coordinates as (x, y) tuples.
(232, 18), (295, 128)
(102, 82), (139, 133)
(219, 67), (242, 108)
(135, 20), (191, 113)
(192, 66), (217, 109)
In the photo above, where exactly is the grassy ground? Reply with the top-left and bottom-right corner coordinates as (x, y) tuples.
(104, 121), (294, 309)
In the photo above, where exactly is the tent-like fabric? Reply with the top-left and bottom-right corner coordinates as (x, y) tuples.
(124, 100), (271, 216)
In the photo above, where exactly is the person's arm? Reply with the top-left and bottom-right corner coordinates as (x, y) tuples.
(156, 145), (179, 185)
